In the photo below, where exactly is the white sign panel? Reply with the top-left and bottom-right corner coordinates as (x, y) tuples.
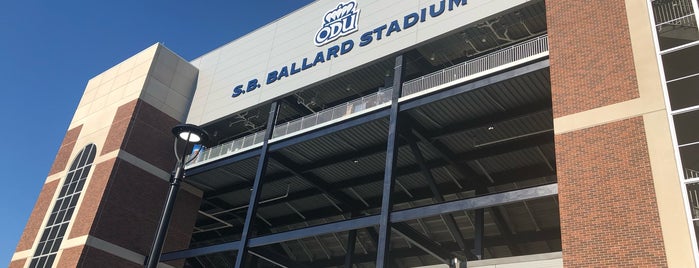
(187, 0), (531, 125)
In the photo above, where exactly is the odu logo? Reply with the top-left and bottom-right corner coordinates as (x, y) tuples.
(314, 1), (360, 47)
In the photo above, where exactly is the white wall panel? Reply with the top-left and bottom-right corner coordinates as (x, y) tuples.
(187, 0), (531, 125)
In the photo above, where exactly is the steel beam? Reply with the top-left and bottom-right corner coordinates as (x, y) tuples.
(392, 183), (558, 222)
(376, 54), (405, 268)
(165, 185), (557, 261)
(392, 222), (457, 264)
(192, 164), (555, 238)
(249, 248), (312, 268)
(201, 105), (551, 199)
(235, 101), (281, 268)
(270, 154), (361, 210)
(407, 138), (469, 259)
(249, 215), (380, 247)
(299, 228), (561, 267)
(400, 59), (550, 111)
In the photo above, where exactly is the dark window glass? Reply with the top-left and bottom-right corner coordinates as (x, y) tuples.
(668, 74), (699, 110)
(662, 44), (699, 81)
(29, 144), (96, 268)
(653, 0), (699, 50)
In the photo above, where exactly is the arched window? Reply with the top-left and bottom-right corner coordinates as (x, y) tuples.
(29, 144), (97, 268)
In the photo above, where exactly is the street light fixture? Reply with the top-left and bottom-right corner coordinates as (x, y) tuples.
(146, 124), (209, 268)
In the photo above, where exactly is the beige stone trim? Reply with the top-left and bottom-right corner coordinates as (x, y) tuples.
(643, 110), (696, 267)
(117, 150), (170, 180)
(11, 249), (31, 261)
(553, 97), (665, 134)
(60, 235), (175, 268)
(554, 0), (665, 135)
(117, 150), (203, 197)
(44, 173), (64, 184)
(627, 0), (696, 266)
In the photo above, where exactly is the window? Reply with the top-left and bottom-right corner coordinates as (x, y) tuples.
(29, 144), (96, 268)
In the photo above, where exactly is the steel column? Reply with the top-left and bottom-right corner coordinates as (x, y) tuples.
(344, 229), (358, 268)
(473, 209), (484, 260)
(235, 101), (281, 268)
(376, 54), (405, 267)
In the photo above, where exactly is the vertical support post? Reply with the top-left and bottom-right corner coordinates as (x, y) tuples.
(473, 185), (486, 260)
(235, 102), (281, 268)
(344, 229), (357, 268)
(473, 209), (484, 260)
(376, 54), (404, 268)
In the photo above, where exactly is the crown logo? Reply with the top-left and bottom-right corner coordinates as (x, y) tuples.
(315, 1), (360, 47)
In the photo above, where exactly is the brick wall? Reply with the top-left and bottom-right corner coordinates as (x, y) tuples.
(547, 1), (671, 266)
(103, 99), (182, 171)
(546, 0), (639, 118)
(15, 180), (60, 252)
(48, 125), (82, 176)
(556, 117), (667, 267)
(69, 99), (200, 265)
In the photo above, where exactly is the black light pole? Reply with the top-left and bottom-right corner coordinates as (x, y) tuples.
(146, 124), (208, 268)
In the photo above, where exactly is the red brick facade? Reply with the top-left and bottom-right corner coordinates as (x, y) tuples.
(546, 0), (639, 117)
(71, 158), (199, 255)
(103, 99), (182, 171)
(48, 125), (82, 176)
(68, 99), (199, 265)
(15, 180), (60, 252)
(8, 258), (25, 268)
(556, 117), (667, 267)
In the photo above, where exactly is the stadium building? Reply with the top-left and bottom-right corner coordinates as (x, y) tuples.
(9, 0), (699, 267)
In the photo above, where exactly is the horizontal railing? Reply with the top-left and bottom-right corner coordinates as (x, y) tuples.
(186, 35), (549, 168)
(272, 87), (393, 139)
(402, 34), (549, 97)
(188, 87), (393, 166)
(653, 0), (697, 28)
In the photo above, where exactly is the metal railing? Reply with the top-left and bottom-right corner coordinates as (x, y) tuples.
(653, 0), (697, 29)
(187, 35), (549, 168)
(402, 34), (549, 96)
(187, 87), (393, 166)
(272, 87), (393, 139)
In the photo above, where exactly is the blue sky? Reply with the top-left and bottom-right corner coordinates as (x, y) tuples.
(0, 1), (314, 263)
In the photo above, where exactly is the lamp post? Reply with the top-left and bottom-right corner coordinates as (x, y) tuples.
(146, 124), (209, 268)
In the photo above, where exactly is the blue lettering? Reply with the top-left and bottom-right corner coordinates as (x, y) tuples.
(404, 13), (419, 29)
(449, 0), (467, 10)
(290, 63), (302, 75)
(232, 85), (245, 97)
(386, 20), (401, 37)
(360, 31), (373, 47)
(327, 45), (340, 60)
(267, 71), (278, 84)
(341, 40), (354, 54)
(373, 25), (387, 40)
(313, 51), (326, 66)
(421, 8), (427, 22)
(246, 79), (260, 93)
(430, 0), (445, 17)
(278, 66), (289, 80)
(302, 58), (313, 70)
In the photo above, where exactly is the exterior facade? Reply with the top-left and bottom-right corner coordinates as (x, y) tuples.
(9, 0), (699, 267)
